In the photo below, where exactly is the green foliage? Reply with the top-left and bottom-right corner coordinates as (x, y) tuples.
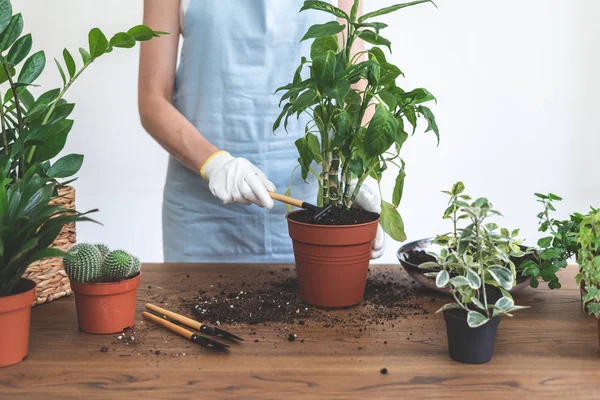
(63, 243), (103, 283)
(0, 1), (165, 184)
(576, 209), (600, 318)
(64, 244), (140, 283)
(523, 193), (581, 289)
(423, 182), (529, 328)
(0, 172), (97, 296)
(274, 0), (438, 241)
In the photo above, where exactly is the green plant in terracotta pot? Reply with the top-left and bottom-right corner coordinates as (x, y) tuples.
(64, 243), (141, 334)
(575, 208), (600, 347)
(274, 0), (439, 307)
(0, 171), (96, 367)
(421, 182), (528, 364)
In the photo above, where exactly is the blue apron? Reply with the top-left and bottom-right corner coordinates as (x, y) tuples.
(163, 0), (331, 262)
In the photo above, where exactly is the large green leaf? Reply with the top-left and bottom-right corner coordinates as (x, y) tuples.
(295, 137), (313, 181)
(33, 119), (73, 162)
(311, 35), (338, 59)
(301, 21), (345, 42)
(0, 13), (22, 51)
(392, 169), (405, 207)
(23, 125), (50, 145)
(290, 89), (317, 115)
(0, 0), (12, 35)
(18, 50), (46, 84)
(364, 104), (398, 157)
(63, 48), (76, 78)
(110, 32), (136, 48)
(380, 200), (406, 242)
(306, 132), (322, 163)
(358, 0), (432, 22)
(358, 30), (391, 52)
(128, 25), (155, 41)
(88, 28), (109, 59)
(7, 33), (32, 66)
(312, 50), (337, 89)
(46, 154), (84, 179)
(300, 1), (349, 20)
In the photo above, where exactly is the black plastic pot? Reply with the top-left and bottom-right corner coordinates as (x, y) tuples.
(443, 309), (501, 364)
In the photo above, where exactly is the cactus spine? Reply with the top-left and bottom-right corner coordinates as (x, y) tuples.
(103, 250), (137, 280)
(64, 243), (103, 283)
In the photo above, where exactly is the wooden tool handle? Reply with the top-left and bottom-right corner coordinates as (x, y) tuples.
(142, 311), (194, 340)
(268, 192), (304, 208)
(145, 303), (201, 331)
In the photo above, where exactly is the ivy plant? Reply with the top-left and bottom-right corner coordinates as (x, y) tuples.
(575, 208), (600, 318)
(0, 0), (165, 184)
(420, 182), (529, 328)
(519, 193), (583, 289)
(274, 0), (438, 241)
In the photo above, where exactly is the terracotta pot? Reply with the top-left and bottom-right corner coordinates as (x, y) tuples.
(70, 273), (140, 334)
(0, 279), (36, 367)
(287, 211), (379, 308)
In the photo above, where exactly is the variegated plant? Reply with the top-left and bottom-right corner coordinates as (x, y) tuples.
(419, 182), (530, 328)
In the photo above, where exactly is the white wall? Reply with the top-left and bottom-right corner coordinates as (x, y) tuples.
(12, 0), (599, 264)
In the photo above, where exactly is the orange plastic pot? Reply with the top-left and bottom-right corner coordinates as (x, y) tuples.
(0, 279), (36, 368)
(70, 273), (141, 334)
(287, 211), (379, 308)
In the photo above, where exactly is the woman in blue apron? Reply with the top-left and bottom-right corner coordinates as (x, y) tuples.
(139, 0), (385, 263)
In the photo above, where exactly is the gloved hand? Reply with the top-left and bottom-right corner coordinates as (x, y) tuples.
(349, 177), (387, 259)
(201, 151), (276, 209)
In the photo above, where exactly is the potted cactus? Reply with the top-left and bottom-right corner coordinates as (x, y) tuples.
(0, 172), (96, 367)
(274, 0), (438, 307)
(575, 208), (600, 347)
(64, 243), (141, 334)
(421, 183), (529, 363)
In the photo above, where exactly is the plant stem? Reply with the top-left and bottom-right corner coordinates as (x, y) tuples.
(328, 150), (340, 204)
(3, 63), (24, 130)
(0, 97), (8, 156)
(475, 217), (489, 317)
(26, 61), (92, 164)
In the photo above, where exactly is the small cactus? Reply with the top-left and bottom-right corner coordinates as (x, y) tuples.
(103, 250), (137, 280)
(64, 243), (103, 283)
(95, 243), (110, 261)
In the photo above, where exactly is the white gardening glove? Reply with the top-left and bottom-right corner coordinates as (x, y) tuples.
(201, 151), (276, 209)
(349, 177), (387, 259)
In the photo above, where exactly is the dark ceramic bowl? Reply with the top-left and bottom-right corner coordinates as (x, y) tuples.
(397, 238), (532, 296)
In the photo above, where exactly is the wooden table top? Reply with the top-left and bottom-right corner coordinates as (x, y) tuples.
(0, 264), (598, 399)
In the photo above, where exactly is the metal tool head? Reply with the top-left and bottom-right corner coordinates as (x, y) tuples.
(200, 324), (244, 341)
(191, 334), (230, 350)
(313, 204), (333, 222)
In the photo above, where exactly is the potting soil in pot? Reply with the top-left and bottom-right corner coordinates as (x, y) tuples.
(288, 207), (379, 225)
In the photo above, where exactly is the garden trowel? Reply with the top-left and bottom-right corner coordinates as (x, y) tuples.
(268, 192), (333, 222)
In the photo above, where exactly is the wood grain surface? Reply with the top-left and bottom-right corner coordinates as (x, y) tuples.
(0, 264), (599, 400)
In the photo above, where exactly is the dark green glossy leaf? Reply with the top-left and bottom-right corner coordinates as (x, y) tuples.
(18, 50), (45, 85)
(312, 50), (337, 89)
(0, 13), (22, 51)
(352, 22), (388, 34)
(301, 21), (345, 41)
(47, 154), (84, 179)
(300, 1), (349, 20)
(23, 125), (50, 145)
(7, 34), (32, 66)
(358, 0), (432, 23)
(88, 28), (109, 59)
(392, 169), (406, 207)
(306, 132), (322, 162)
(0, 0), (12, 35)
(0, 64), (14, 84)
(128, 25), (154, 41)
(273, 103), (292, 132)
(349, 158), (363, 177)
(54, 58), (66, 86)
(350, 0), (360, 22)
(47, 103), (74, 124)
(290, 89), (317, 115)
(358, 30), (391, 52)
(295, 137), (313, 181)
(110, 32), (136, 48)
(310, 36), (338, 59)
(63, 48), (76, 78)
(364, 104), (398, 157)
(33, 119), (73, 162)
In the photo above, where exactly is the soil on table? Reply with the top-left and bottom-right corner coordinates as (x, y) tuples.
(288, 206), (379, 226)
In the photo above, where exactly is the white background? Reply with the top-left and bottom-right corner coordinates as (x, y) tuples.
(12, 0), (599, 264)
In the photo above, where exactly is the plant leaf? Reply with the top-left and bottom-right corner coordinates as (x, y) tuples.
(392, 169), (406, 207)
(467, 311), (490, 328)
(33, 119), (74, 162)
(312, 50), (337, 90)
(18, 50), (45, 85)
(88, 28), (109, 59)
(436, 303), (461, 313)
(54, 58), (66, 86)
(110, 32), (136, 48)
(358, 0), (432, 23)
(380, 200), (406, 242)
(63, 48), (76, 78)
(0, 0), (12, 35)
(79, 47), (91, 64)
(358, 30), (391, 52)
(364, 104), (398, 158)
(310, 35), (338, 59)
(435, 270), (449, 288)
(487, 265), (514, 290)
(300, 1), (349, 20)
(0, 13), (22, 51)
(128, 25), (155, 41)
(46, 154), (84, 179)
(7, 33), (32, 66)
(301, 21), (345, 41)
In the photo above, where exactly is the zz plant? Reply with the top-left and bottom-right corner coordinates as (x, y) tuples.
(575, 208), (600, 318)
(421, 182), (528, 328)
(0, 0), (164, 183)
(274, 0), (438, 241)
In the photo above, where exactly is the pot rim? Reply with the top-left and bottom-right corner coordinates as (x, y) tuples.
(286, 209), (380, 228)
(70, 272), (141, 296)
(0, 278), (36, 314)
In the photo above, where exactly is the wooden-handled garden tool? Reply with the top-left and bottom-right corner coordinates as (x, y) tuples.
(268, 192), (333, 222)
(145, 303), (243, 341)
(142, 311), (229, 350)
